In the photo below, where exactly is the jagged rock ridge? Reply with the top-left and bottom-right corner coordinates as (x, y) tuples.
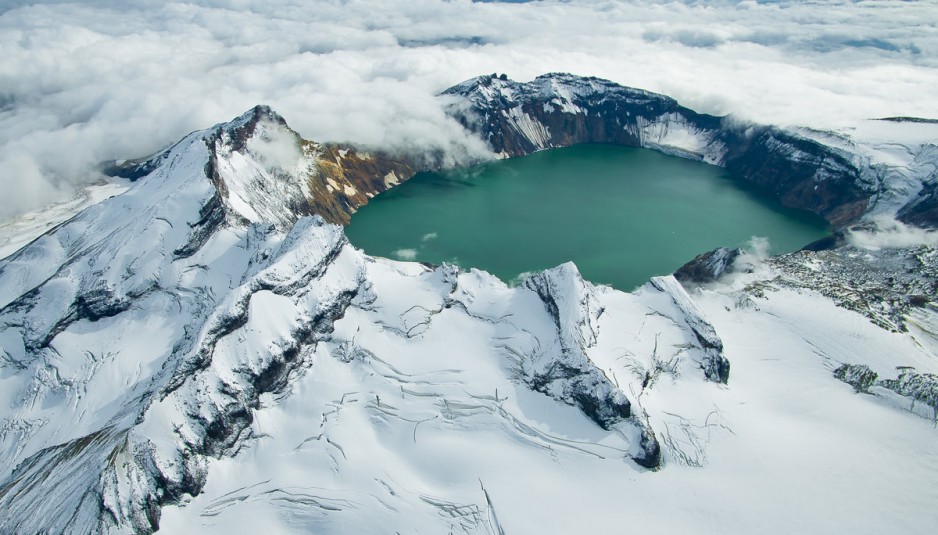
(674, 247), (743, 285)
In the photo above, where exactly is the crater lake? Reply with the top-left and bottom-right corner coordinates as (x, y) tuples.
(346, 144), (830, 290)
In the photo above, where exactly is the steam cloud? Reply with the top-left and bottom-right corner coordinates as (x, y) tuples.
(392, 248), (419, 261)
(1, 0), (937, 221)
(847, 216), (938, 250)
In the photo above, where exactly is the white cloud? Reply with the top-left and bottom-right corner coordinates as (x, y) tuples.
(847, 216), (938, 250)
(1, 0), (937, 221)
(745, 236), (771, 260)
(246, 119), (303, 172)
(392, 248), (418, 260)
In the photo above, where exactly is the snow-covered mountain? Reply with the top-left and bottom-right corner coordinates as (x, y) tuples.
(0, 74), (936, 533)
(0, 102), (734, 533)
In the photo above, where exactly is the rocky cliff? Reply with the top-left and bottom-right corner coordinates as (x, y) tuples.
(442, 73), (880, 226)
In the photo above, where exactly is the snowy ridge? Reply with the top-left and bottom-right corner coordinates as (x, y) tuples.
(156, 258), (741, 531)
(446, 73), (665, 112)
(648, 276), (729, 384)
(0, 113), (364, 531)
(151, 246), (938, 532)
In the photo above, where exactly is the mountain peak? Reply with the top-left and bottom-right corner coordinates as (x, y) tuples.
(213, 104), (290, 151)
(200, 105), (324, 230)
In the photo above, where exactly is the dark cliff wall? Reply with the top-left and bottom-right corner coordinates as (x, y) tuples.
(897, 181), (938, 229)
(715, 127), (870, 226)
(445, 73), (872, 227)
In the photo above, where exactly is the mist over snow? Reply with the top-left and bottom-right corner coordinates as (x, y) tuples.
(1, 0), (937, 221)
(848, 216), (938, 250)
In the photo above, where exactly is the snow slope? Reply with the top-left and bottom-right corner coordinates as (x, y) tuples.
(0, 181), (129, 261)
(154, 254), (938, 534)
(158, 273), (938, 534)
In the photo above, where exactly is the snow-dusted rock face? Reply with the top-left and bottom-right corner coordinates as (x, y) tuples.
(520, 264), (635, 431)
(0, 107), (732, 532)
(898, 173), (938, 228)
(442, 73), (896, 226)
(674, 247), (743, 285)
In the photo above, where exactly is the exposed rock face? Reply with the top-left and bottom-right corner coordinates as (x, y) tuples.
(834, 364), (879, 393)
(834, 364), (938, 421)
(898, 180), (938, 229)
(442, 73), (875, 226)
(674, 247), (743, 285)
(312, 145), (417, 223)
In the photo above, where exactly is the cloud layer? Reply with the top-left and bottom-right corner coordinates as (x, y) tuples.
(1, 0), (937, 220)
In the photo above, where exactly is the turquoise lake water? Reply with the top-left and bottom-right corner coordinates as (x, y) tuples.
(345, 144), (830, 291)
